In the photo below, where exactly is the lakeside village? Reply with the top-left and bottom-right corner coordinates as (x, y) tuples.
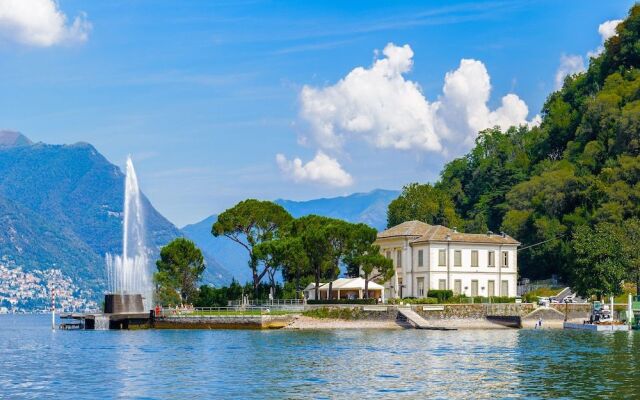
(0, 261), (98, 314)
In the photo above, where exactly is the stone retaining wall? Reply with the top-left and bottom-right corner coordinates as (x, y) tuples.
(305, 303), (589, 322)
(154, 315), (294, 329)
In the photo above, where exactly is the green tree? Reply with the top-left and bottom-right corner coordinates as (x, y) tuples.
(387, 183), (462, 229)
(359, 246), (394, 298)
(155, 238), (206, 304)
(621, 218), (640, 294)
(289, 215), (334, 301)
(344, 224), (379, 277)
(212, 199), (293, 294)
(571, 223), (626, 298)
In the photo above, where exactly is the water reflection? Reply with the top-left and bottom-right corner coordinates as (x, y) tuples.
(0, 315), (639, 399)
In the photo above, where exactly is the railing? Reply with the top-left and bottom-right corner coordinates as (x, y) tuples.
(155, 306), (301, 318)
(227, 299), (304, 306)
(517, 279), (565, 296)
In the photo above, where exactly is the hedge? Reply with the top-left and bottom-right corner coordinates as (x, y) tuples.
(427, 290), (454, 302)
(307, 299), (377, 305)
(388, 297), (439, 305)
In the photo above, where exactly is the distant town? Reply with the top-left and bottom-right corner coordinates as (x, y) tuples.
(0, 261), (98, 314)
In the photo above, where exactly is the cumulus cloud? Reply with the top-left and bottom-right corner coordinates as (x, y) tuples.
(556, 19), (623, 90)
(554, 54), (585, 89)
(588, 19), (623, 58)
(0, 0), (91, 47)
(599, 19), (622, 42)
(299, 43), (536, 157)
(276, 151), (353, 187)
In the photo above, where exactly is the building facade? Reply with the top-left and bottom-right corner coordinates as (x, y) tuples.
(375, 221), (520, 299)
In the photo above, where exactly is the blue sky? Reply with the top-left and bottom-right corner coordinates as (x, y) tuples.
(0, 0), (633, 226)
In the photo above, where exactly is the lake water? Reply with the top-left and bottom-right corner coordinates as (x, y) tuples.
(1, 315), (639, 399)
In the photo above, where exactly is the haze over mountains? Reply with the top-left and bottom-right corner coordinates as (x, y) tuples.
(0, 130), (398, 295)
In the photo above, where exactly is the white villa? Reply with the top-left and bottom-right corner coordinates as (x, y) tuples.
(375, 221), (520, 299)
(304, 277), (385, 301)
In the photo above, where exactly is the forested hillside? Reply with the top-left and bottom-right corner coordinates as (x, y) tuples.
(389, 5), (640, 282)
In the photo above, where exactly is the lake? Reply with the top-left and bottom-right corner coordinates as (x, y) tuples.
(0, 314), (638, 399)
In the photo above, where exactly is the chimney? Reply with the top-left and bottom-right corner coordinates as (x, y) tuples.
(446, 233), (451, 241)
(452, 227), (458, 233)
(500, 231), (507, 238)
(487, 230), (493, 237)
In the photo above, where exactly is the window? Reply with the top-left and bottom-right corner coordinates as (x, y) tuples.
(454, 279), (462, 295)
(397, 250), (402, 268)
(488, 280), (495, 297)
(418, 250), (424, 267)
(438, 279), (447, 290)
(471, 280), (479, 297)
(471, 250), (479, 267)
(502, 251), (509, 268)
(417, 277), (425, 297)
(454, 250), (462, 267)
(501, 280), (509, 296)
(488, 251), (495, 267)
(438, 249), (446, 266)
(385, 251), (391, 260)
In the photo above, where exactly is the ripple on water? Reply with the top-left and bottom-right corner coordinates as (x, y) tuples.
(1, 315), (640, 399)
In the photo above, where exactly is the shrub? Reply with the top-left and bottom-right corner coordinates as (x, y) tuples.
(386, 297), (438, 304)
(427, 290), (454, 302)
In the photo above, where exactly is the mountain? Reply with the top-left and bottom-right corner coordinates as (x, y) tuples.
(182, 189), (400, 283)
(0, 132), (232, 298)
(274, 189), (399, 231)
(0, 130), (32, 148)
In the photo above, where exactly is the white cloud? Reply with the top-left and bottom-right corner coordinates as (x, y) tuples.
(554, 54), (585, 90)
(555, 19), (623, 90)
(599, 19), (622, 42)
(588, 19), (623, 58)
(276, 151), (353, 187)
(299, 43), (536, 157)
(0, 0), (91, 47)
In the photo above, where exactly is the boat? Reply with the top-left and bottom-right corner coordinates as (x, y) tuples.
(564, 299), (631, 332)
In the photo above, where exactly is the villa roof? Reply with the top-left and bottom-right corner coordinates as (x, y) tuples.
(377, 221), (520, 245)
(377, 220), (433, 238)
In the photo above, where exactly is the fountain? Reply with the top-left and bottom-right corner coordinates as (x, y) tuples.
(58, 160), (153, 330)
(105, 156), (153, 313)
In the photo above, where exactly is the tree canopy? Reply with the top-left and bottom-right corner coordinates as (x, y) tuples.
(387, 183), (462, 229)
(154, 238), (206, 304)
(385, 5), (640, 290)
(212, 199), (292, 293)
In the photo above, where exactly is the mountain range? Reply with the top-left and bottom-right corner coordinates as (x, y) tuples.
(0, 130), (231, 296)
(0, 130), (399, 294)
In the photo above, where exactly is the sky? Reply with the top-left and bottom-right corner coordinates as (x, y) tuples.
(0, 0), (634, 227)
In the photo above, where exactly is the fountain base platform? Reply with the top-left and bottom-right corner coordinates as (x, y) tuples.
(59, 294), (151, 330)
(104, 294), (145, 313)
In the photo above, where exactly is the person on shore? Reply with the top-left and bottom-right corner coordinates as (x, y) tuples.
(535, 317), (543, 329)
